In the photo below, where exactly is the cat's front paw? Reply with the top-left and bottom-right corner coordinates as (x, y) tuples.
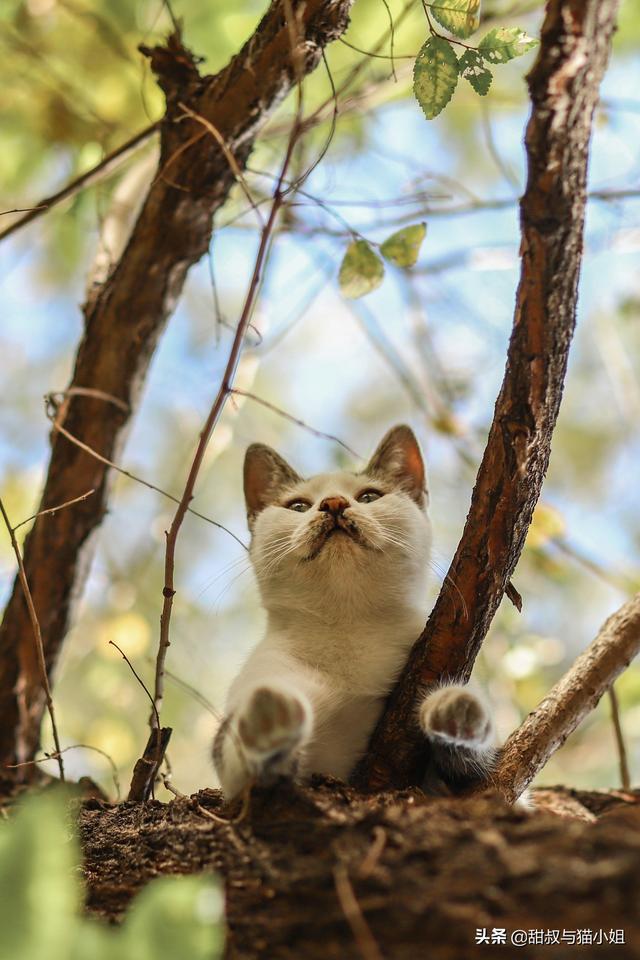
(238, 687), (310, 778)
(419, 684), (493, 748)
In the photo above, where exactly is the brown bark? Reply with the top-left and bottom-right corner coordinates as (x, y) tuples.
(79, 780), (640, 959)
(494, 593), (640, 803)
(127, 727), (172, 802)
(0, 0), (353, 768)
(354, 0), (620, 792)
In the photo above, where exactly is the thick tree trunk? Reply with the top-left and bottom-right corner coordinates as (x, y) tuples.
(0, 0), (352, 768)
(355, 0), (620, 792)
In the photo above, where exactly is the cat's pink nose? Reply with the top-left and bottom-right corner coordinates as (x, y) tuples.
(319, 495), (349, 517)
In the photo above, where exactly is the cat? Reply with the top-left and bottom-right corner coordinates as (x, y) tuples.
(213, 425), (498, 799)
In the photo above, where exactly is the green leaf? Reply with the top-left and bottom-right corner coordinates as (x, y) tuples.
(0, 788), (80, 960)
(380, 223), (427, 267)
(429, 0), (480, 39)
(458, 49), (493, 95)
(0, 789), (225, 960)
(338, 240), (385, 299)
(413, 36), (460, 120)
(478, 27), (538, 64)
(121, 875), (224, 960)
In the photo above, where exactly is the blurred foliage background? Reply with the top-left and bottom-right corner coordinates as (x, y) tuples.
(1, 0), (639, 799)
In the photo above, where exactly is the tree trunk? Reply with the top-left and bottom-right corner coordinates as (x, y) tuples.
(0, 0), (353, 769)
(355, 0), (620, 792)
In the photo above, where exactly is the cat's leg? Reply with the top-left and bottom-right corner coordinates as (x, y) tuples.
(213, 649), (326, 799)
(418, 683), (498, 794)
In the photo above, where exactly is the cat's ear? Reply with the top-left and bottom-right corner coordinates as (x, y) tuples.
(244, 444), (301, 526)
(364, 425), (427, 506)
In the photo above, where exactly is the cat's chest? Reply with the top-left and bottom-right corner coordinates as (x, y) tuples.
(275, 620), (419, 695)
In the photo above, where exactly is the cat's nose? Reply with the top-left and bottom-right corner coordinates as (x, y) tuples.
(319, 495), (349, 517)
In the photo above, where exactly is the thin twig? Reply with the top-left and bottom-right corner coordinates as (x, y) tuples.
(176, 103), (265, 225)
(333, 865), (384, 960)
(49, 386), (130, 412)
(109, 640), (160, 730)
(161, 772), (186, 798)
(161, 664), (221, 717)
(109, 638), (174, 801)
(608, 685), (631, 790)
(45, 396), (247, 550)
(13, 489), (96, 532)
(230, 388), (359, 457)
(0, 498), (64, 781)
(7, 743), (121, 800)
(0, 124), (158, 243)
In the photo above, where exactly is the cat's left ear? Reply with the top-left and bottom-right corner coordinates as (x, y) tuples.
(364, 425), (427, 507)
(244, 443), (301, 528)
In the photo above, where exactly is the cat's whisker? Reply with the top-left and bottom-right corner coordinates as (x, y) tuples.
(196, 555), (254, 599)
(210, 563), (256, 610)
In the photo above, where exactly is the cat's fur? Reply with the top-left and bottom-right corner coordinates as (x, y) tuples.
(213, 425), (497, 799)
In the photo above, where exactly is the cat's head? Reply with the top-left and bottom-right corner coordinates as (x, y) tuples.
(244, 425), (432, 616)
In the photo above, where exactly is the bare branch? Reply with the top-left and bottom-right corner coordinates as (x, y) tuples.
(230, 388), (359, 457)
(355, 0), (621, 791)
(45, 396), (247, 550)
(13, 489), (96, 533)
(0, 124), (158, 244)
(0, 499), (64, 782)
(493, 593), (640, 802)
(7, 743), (121, 800)
(609, 686), (631, 791)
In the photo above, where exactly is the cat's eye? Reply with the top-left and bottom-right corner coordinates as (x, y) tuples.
(356, 489), (383, 504)
(285, 499), (311, 513)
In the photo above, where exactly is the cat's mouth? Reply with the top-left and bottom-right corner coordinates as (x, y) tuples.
(303, 517), (368, 560)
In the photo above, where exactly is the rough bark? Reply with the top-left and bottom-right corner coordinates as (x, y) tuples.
(495, 593), (640, 803)
(79, 780), (640, 959)
(354, 0), (621, 792)
(0, 0), (352, 768)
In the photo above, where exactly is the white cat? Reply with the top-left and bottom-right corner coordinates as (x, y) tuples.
(213, 425), (497, 799)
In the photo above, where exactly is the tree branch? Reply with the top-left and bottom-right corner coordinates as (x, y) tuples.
(0, 0), (353, 769)
(354, 0), (621, 791)
(493, 593), (640, 802)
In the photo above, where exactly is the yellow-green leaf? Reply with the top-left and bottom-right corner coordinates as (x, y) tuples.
(380, 223), (427, 267)
(338, 241), (385, 299)
(413, 37), (460, 120)
(458, 49), (492, 95)
(429, 0), (480, 39)
(478, 27), (538, 64)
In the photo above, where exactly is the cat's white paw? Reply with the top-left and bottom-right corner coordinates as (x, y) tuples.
(238, 686), (310, 770)
(420, 684), (493, 748)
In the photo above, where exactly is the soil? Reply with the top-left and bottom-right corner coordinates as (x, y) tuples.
(77, 777), (640, 959)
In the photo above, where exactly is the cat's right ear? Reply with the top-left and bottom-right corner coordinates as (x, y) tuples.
(244, 444), (301, 527)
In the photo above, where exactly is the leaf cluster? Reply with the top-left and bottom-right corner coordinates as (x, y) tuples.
(414, 2), (538, 119)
